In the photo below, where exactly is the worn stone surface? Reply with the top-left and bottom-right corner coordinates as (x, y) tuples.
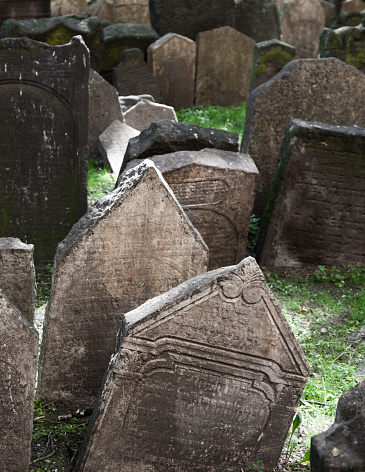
(321, 0), (337, 27)
(98, 120), (140, 178)
(331, 10), (364, 27)
(112, 48), (162, 101)
(115, 0), (150, 25)
(259, 120), (365, 268)
(250, 39), (296, 91)
(89, 69), (123, 153)
(0, 0), (50, 27)
(0, 37), (89, 263)
(195, 26), (255, 107)
(0, 289), (38, 472)
(119, 93), (154, 112)
(149, 0), (235, 40)
(341, 0), (365, 12)
(280, 0), (325, 58)
(235, 0), (281, 42)
(125, 149), (258, 270)
(311, 381), (365, 472)
(119, 120), (239, 172)
(0, 238), (35, 324)
(123, 99), (177, 131)
(75, 256), (310, 472)
(0, 15), (104, 71)
(148, 33), (196, 109)
(51, 0), (87, 16)
(79, 0), (114, 23)
(37, 160), (208, 407)
(241, 58), (365, 217)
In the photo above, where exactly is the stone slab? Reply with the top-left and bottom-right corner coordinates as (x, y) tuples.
(341, 0), (365, 12)
(51, 0), (87, 16)
(331, 10), (364, 27)
(114, 0), (151, 25)
(123, 99), (177, 131)
(235, 0), (281, 42)
(119, 93), (154, 112)
(0, 0), (50, 27)
(79, 0), (114, 23)
(321, 0), (337, 27)
(37, 160), (208, 407)
(75, 256), (310, 472)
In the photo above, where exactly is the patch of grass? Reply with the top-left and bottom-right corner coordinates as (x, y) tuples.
(87, 156), (115, 207)
(35, 263), (52, 308)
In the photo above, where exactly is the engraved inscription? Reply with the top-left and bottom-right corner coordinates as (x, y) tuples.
(169, 179), (228, 206)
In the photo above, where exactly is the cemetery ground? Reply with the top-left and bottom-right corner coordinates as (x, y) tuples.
(30, 105), (365, 472)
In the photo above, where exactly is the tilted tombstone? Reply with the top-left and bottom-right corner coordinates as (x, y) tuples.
(341, 0), (365, 12)
(147, 33), (196, 109)
(280, 0), (326, 58)
(125, 149), (259, 270)
(119, 93), (154, 112)
(235, 0), (281, 43)
(51, 0), (87, 16)
(149, 0), (235, 40)
(195, 26), (255, 107)
(0, 37), (89, 263)
(0, 0), (50, 27)
(0, 238), (36, 324)
(114, 0), (151, 25)
(37, 160), (208, 407)
(74, 256), (310, 472)
(123, 99), (177, 131)
(0, 289), (38, 472)
(258, 120), (365, 268)
(241, 58), (365, 217)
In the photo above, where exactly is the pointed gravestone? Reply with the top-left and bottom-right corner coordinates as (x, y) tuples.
(74, 256), (310, 472)
(0, 37), (89, 263)
(195, 26), (255, 107)
(0, 289), (38, 472)
(37, 160), (208, 408)
(123, 99), (177, 131)
(242, 58), (365, 217)
(235, 0), (281, 42)
(0, 238), (36, 324)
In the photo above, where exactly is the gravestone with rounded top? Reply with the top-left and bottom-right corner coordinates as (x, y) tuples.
(235, 0), (281, 42)
(114, 0), (151, 25)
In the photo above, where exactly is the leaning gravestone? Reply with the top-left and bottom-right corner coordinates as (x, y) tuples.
(114, 0), (151, 25)
(235, 0), (281, 42)
(195, 26), (255, 107)
(0, 289), (38, 472)
(37, 160), (208, 407)
(125, 149), (259, 270)
(0, 238), (36, 324)
(74, 256), (310, 472)
(258, 120), (365, 268)
(0, 37), (89, 263)
(242, 58), (365, 217)
(119, 93), (155, 112)
(123, 99), (177, 131)
(148, 33), (196, 109)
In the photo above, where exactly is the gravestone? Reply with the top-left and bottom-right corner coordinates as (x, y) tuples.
(149, 0), (235, 40)
(331, 10), (364, 27)
(341, 0), (365, 12)
(250, 39), (296, 91)
(0, 238), (35, 324)
(123, 99), (177, 131)
(112, 48), (162, 101)
(79, 0), (114, 23)
(37, 160), (208, 407)
(51, 0), (87, 16)
(0, 289), (38, 472)
(235, 0), (281, 42)
(114, 0), (151, 25)
(0, 0), (50, 27)
(125, 149), (259, 270)
(321, 0), (337, 26)
(119, 93), (154, 112)
(241, 58), (365, 217)
(148, 33), (196, 109)
(280, 0), (326, 58)
(195, 26), (255, 107)
(259, 120), (365, 267)
(89, 69), (123, 153)
(74, 256), (310, 472)
(0, 37), (89, 263)
(98, 120), (140, 178)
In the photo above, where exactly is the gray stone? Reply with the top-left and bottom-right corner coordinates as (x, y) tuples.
(258, 120), (365, 268)
(347, 326), (365, 342)
(0, 289), (38, 472)
(341, 0), (365, 12)
(311, 381), (365, 472)
(51, 0), (87, 16)
(114, 0), (151, 25)
(235, 0), (281, 43)
(195, 26), (255, 107)
(98, 120), (140, 178)
(79, 0), (114, 23)
(241, 58), (365, 217)
(147, 33), (196, 109)
(331, 10), (364, 27)
(321, 0), (337, 27)
(0, 238), (35, 324)
(89, 68), (123, 153)
(0, 37), (89, 263)
(118, 93), (155, 112)
(0, 0), (50, 27)
(75, 256), (310, 472)
(123, 99), (177, 131)
(37, 160), (208, 407)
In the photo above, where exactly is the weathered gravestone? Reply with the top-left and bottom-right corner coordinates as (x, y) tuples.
(241, 58), (365, 217)
(341, 0), (365, 12)
(235, 0), (281, 42)
(125, 149), (259, 270)
(321, 0), (337, 27)
(0, 289), (38, 472)
(74, 256), (310, 472)
(0, 238), (35, 324)
(79, 0), (114, 23)
(51, 0), (87, 16)
(147, 33), (196, 109)
(331, 10), (364, 27)
(259, 120), (365, 268)
(0, 0), (50, 27)
(195, 26), (255, 107)
(0, 37), (89, 263)
(37, 160), (208, 407)
(119, 93), (154, 112)
(280, 0), (326, 58)
(123, 99), (177, 131)
(149, 0), (236, 40)
(112, 48), (162, 101)
(114, 0), (151, 25)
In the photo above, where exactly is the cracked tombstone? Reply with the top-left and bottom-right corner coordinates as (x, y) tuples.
(75, 256), (310, 472)
(37, 160), (208, 408)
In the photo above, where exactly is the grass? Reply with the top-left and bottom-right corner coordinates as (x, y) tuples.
(87, 156), (115, 207)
